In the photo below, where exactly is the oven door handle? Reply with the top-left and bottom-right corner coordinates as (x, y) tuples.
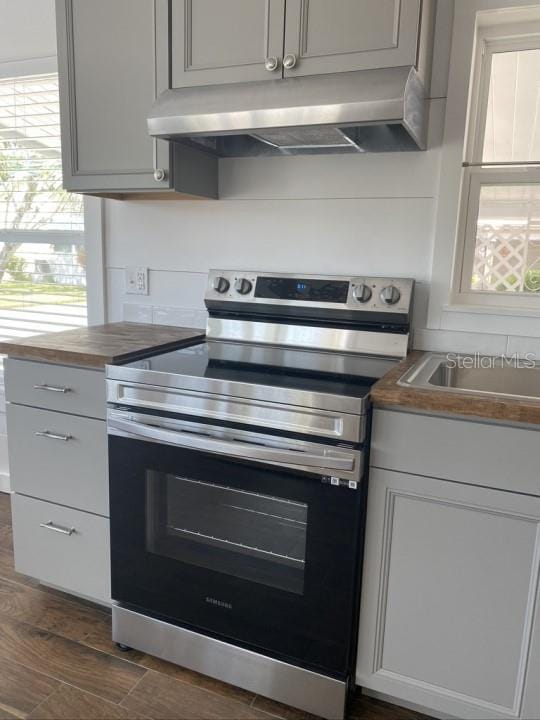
(108, 417), (355, 471)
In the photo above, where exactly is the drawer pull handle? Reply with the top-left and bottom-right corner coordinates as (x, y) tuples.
(40, 521), (76, 536)
(35, 430), (72, 442)
(33, 384), (72, 394)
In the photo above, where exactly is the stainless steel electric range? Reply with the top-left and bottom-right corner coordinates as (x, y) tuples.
(106, 270), (414, 719)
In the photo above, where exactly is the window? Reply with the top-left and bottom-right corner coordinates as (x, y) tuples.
(453, 27), (540, 309)
(0, 73), (86, 340)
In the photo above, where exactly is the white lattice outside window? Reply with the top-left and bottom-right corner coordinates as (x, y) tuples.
(452, 25), (540, 310)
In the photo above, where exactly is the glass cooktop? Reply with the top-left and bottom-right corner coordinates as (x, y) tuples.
(123, 340), (397, 400)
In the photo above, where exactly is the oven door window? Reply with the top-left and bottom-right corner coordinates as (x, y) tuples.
(146, 473), (307, 595)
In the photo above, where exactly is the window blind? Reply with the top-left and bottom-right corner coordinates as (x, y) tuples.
(0, 73), (86, 340)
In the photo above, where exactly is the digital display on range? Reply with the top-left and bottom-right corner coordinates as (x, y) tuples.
(255, 277), (349, 303)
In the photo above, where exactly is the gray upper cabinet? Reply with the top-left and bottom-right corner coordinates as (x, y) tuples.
(56, 0), (172, 193)
(170, 0), (426, 89)
(282, 0), (422, 78)
(171, 0), (286, 88)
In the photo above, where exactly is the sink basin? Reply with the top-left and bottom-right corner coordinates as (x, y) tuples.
(398, 353), (540, 401)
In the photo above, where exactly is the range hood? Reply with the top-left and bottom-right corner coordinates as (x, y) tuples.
(148, 65), (428, 157)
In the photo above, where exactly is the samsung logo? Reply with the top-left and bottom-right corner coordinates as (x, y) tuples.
(205, 596), (232, 610)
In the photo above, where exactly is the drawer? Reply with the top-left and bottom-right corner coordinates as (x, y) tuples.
(12, 494), (110, 604)
(7, 404), (108, 516)
(5, 358), (105, 419)
(371, 408), (540, 496)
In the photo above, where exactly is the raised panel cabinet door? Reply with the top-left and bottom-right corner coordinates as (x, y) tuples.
(171, 0), (286, 87)
(283, 0), (421, 78)
(356, 468), (540, 720)
(522, 582), (540, 718)
(56, 0), (171, 192)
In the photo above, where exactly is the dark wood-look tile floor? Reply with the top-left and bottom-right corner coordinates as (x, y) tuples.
(0, 493), (430, 720)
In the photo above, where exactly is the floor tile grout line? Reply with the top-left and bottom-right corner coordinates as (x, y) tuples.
(20, 683), (61, 720)
(2, 599), (287, 719)
(0, 609), (148, 704)
(249, 703), (289, 720)
(0, 651), (145, 714)
(117, 666), (285, 718)
(0, 572), (112, 619)
(79, 631), (262, 712)
(117, 667), (149, 707)
(0, 599), (110, 650)
(0, 699), (26, 720)
(0, 574), (111, 622)
(26, 678), (146, 718)
(0, 653), (64, 699)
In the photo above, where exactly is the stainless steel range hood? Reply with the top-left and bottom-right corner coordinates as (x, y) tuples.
(148, 66), (428, 157)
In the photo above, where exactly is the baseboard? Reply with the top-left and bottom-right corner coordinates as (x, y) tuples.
(40, 581), (111, 609)
(361, 688), (447, 720)
(0, 473), (10, 493)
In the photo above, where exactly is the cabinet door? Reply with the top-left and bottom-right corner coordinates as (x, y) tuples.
(523, 588), (540, 719)
(357, 468), (540, 720)
(283, 0), (421, 78)
(56, 0), (171, 192)
(171, 0), (285, 88)
(12, 494), (110, 604)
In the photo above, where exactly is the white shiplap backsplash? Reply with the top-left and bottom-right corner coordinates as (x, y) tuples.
(106, 100), (446, 342)
(104, 91), (539, 358)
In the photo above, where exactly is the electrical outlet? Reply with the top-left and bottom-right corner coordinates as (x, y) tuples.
(125, 267), (148, 295)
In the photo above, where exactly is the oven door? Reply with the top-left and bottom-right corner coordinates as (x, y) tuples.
(108, 409), (365, 678)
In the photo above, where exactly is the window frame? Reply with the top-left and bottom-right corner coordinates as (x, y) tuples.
(0, 58), (105, 328)
(451, 23), (540, 310)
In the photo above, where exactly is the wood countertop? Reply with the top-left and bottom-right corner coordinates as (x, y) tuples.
(371, 350), (540, 426)
(0, 322), (205, 369)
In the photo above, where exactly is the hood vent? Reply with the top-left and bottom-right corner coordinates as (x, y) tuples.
(148, 66), (428, 157)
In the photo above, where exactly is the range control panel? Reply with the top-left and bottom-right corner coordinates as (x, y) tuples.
(206, 270), (414, 315)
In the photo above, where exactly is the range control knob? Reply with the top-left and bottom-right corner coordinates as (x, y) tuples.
(234, 278), (253, 295)
(380, 285), (401, 306)
(213, 276), (230, 294)
(353, 284), (372, 303)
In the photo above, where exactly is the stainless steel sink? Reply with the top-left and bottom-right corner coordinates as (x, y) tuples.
(398, 353), (540, 401)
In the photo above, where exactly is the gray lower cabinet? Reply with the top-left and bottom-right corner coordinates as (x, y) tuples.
(171, 0), (286, 87)
(7, 360), (110, 605)
(5, 358), (106, 420)
(283, 0), (422, 78)
(7, 404), (108, 516)
(357, 409), (540, 720)
(11, 494), (110, 605)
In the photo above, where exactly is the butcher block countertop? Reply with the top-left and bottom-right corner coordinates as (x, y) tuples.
(372, 350), (540, 426)
(0, 322), (205, 369)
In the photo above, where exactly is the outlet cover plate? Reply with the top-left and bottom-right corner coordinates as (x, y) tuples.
(126, 267), (149, 295)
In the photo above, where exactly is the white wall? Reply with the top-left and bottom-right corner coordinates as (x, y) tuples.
(103, 0), (454, 343)
(0, 0), (56, 64)
(427, 0), (540, 355)
(104, 0), (539, 359)
(105, 104), (445, 337)
(3, 0), (539, 367)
